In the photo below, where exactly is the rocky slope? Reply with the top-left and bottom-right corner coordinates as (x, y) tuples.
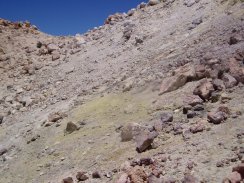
(0, 0), (244, 183)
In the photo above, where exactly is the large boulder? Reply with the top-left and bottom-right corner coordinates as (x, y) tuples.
(232, 163), (244, 179)
(207, 106), (229, 124)
(120, 123), (147, 142)
(159, 63), (196, 95)
(120, 124), (135, 142)
(183, 95), (204, 107)
(65, 122), (79, 134)
(228, 58), (244, 83)
(208, 111), (227, 124)
(193, 79), (215, 100)
(222, 73), (238, 88)
(159, 75), (188, 95)
(135, 130), (158, 153)
(223, 172), (242, 183)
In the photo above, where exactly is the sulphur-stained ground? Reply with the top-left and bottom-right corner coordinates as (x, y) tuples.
(0, 0), (244, 183)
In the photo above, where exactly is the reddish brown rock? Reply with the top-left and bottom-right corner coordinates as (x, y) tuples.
(208, 111), (227, 124)
(208, 106), (230, 124)
(159, 75), (188, 95)
(128, 166), (147, 183)
(228, 58), (244, 83)
(190, 122), (205, 134)
(62, 177), (73, 183)
(193, 79), (215, 100)
(218, 106), (231, 115)
(116, 173), (130, 183)
(92, 171), (101, 179)
(135, 130), (158, 153)
(232, 163), (244, 178)
(184, 95), (204, 107)
(159, 63), (196, 95)
(222, 73), (238, 88)
(13, 22), (22, 29)
(173, 63), (196, 80)
(76, 171), (89, 181)
(224, 171), (242, 183)
(120, 161), (132, 172)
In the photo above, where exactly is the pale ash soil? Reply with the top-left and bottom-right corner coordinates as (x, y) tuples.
(0, 0), (244, 183)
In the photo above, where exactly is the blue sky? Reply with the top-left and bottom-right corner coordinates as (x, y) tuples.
(0, 0), (144, 36)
